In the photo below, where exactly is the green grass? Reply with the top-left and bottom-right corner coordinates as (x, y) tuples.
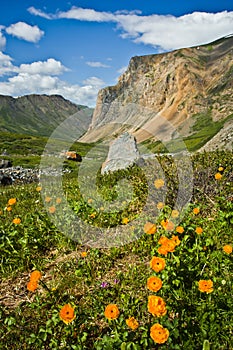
(0, 131), (96, 168)
(0, 150), (232, 349)
(142, 113), (233, 154)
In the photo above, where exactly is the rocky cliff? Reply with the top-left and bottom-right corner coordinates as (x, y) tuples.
(80, 35), (233, 151)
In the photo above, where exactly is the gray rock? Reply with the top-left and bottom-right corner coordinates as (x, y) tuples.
(101, 132), (139, 174)
(0, 159), (12, 169)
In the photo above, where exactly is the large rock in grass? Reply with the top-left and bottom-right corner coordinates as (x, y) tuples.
(0, 159), (12, 169)
(101, 132), (140, 174)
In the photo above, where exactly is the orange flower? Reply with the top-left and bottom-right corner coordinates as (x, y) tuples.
(30, 270), (42, 282)
(36, 186), (42, 192)
(126, 316), (139, 330)
(122, 217), (129, 224)
(56, 197), (62, 204)
(154, 179), (165, 189)
(81, 251), (87, 258)
(104, 304), (120, 320)
(158, 236), (170, 245)
(27, 280), (39, 292)
(218, 166), (224, 172)
(193, 207), (200, 215)
(157, 245), (169, 256)
(6, 206), (12, 211)
(148, 295), (167, 317)
(161, 219), (174, 231)
(171, 235), (181, 246)
(59, 304), (76, 324)
(8, 198), (17, 206)
(150, 323), (169, 344)
(176, 226), (184, 234)
(165, 240), (176, 252)
(147, 276), (163, 292)
(198, 280), (213, 293)
(45, 196), (52, 203)
(157, 202), (164, 210)
(150, 257), (166, 272)
(158, 239), (176, 255)
(12, 218), (21, 224)
(49, 206), (56, 214)
(215, 173), (222, 180)
(195, 227), (203, 234)
(171, 209), (179, 218)
(223, 245), (232, 254)
(90, 212), (96, 218)
(144, 222), (156, 234)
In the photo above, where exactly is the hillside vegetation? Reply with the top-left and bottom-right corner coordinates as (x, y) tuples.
(0, 149), (232, 349)
(0, 94), (92, 137)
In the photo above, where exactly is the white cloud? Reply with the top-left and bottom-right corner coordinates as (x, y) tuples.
(8, 73), (58, 90)
(27, 6), (52, 20)
(0, 56), (67, 77)
(58, 6), (115, 22)
(82, 76), (105, 87)
(117, 66), (127, 74)
(29, 7), (233, 50)
(0, 27), (6, 50)
(0, 54), (102, 106)
(0, 52), (16, 76)
(86, 61), (110, 68)
(6, 22), (44, 43)
(0, 69), (105, 107)
(19, 58), (67, 75)
(116, 11), (233, 50)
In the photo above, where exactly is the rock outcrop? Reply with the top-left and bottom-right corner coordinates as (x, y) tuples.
(101, 132), (139, 174)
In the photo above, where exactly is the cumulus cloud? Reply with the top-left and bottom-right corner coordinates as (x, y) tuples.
(19, 58), (68, 75)
(116, 11), (233, 50)
(0, 55), (102, 106)
(6, 22), (44, 43)
(0, 56), (67, 77)
(0, 69), (104, 107)
(29, 6), (233, 50)
(86, 61), (110, 68)
(0, 27), (6, 50)
(0, 52), (16, 76)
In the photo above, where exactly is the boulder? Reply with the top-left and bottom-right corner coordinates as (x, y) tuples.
(0, 159), (12, 169)
(101, 132), (140, 174)
(0, 175), (13, 185)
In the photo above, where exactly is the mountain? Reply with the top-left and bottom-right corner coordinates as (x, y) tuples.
(0, 94), (93, 137)
(80, 35), (233, 152)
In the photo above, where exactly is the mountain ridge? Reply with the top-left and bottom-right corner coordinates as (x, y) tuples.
(0, 94), (92, 137)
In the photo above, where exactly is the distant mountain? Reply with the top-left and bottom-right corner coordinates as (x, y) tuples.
(0, 94), (93, 137)
(80, 35), (233, 152)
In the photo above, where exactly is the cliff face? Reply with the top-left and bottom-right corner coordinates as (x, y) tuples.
(80, 35), (233, 148)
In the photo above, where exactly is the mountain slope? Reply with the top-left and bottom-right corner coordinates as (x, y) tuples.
(80, 35), (233, 151)
(0, 94), (92, 137)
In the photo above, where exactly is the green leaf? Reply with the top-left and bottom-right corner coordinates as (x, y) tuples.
(202, 340), (210, 350)
(120, 343), (127, 350)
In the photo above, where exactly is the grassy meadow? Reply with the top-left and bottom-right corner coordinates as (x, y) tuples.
(0, 145), (232, 349)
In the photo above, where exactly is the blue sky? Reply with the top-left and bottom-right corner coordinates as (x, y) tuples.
(0, 0), (232, 107)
